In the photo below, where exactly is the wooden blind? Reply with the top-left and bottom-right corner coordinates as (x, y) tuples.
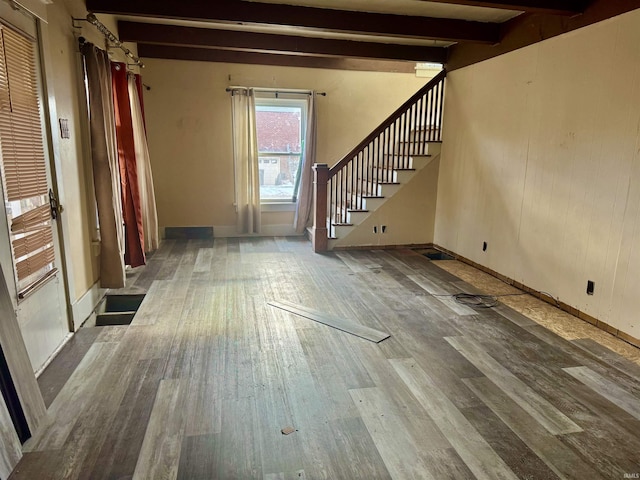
(0, 25), (55, 287)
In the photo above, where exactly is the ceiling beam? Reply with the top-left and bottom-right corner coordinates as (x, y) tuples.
(447, 0), (640, 70)
(415, 0), (587, 15)
(86, 0), (499, 44)
(136, 44), (418, 73)
(119, 22), (447, 62)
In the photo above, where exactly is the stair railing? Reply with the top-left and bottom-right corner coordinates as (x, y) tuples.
(311, 69), (446, 252)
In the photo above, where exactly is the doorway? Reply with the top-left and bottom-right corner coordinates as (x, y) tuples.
(0, 345), (30, 443)
(0, 4), (70, 373)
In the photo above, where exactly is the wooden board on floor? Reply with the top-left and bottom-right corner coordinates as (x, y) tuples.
(268, 299), (390, 343)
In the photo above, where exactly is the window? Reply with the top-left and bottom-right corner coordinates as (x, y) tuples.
(255, 97), (307, 202)
(0, 25), (56, 295)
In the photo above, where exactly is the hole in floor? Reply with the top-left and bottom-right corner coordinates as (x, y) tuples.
(419, 248), (455, 261)
(96, 293), (145, 326)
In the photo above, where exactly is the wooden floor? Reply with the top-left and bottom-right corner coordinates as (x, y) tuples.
(12, 238), (640, 479)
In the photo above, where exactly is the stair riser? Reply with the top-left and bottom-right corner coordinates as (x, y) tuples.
(342, 150), (436, 173)
(392, 144), (429, 156)
(347, 182), (401, 197)
(346, 210), (368, 225)
(409, 127), (441, 142)
(362, 197), (384, 211)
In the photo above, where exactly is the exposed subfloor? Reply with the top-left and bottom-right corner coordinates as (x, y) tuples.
(15, 238), (640, 479)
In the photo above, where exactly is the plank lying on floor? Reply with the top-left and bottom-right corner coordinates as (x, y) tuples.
(268, 300), (390, 343)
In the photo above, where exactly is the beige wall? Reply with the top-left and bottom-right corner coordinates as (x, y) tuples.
(142, 59), (428, 233)
(436, 9), (640, 339)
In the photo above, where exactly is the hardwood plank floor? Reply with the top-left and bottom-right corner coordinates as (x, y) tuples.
(13, 238), (640, 479)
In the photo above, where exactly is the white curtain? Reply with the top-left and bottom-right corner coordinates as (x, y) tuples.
(232, 89), (261, 234)
(294, 93), (317, 233)
(127, 75), (159, 252)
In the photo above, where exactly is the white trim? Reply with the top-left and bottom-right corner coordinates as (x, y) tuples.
(34, 332), (72, 378)
(213, 224), (304, 237)
(261, 202), (296, 212)
(70, 281), (107, 331)
(4, 0), (48, 22)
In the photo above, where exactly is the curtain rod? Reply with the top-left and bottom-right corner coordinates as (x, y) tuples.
(226, 86), (326, 97)
(73, 13), (144, 68)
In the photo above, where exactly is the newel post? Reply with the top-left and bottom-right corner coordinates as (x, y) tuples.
(312, 163), (329, 253)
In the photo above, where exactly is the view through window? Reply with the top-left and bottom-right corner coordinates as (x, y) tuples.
(255, 99), (306, 202)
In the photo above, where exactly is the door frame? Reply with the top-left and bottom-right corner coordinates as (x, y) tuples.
(0, 1), (75, 369)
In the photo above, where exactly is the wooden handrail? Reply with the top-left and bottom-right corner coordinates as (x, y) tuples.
(329, 69), (446, 177)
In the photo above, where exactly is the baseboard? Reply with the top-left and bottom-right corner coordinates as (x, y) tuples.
(213, 224), (304, 238)
(431, 244), (640, 350)
(71, 281), (107, 331)
(331, 243), (434, 251)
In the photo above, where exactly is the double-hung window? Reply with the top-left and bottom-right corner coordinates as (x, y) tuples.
(254, 97), (307, 203)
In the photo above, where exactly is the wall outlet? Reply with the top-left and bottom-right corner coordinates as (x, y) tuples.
(587, 280), (594, 295)
(482, 241), (488, 251)
(381, 225), (387, 233)
(373, 226), (377, 234)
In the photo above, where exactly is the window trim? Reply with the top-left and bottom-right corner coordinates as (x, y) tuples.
(254, 95), (307, 204)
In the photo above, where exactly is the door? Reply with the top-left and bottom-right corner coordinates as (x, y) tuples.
(0, 5), (70, 373)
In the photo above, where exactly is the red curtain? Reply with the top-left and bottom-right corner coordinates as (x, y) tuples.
(111, 62), (145, 267)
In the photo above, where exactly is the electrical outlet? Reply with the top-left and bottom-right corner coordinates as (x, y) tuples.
(482, 241), (487, 251)
(381, 225), (387, 233)
(373, 226), (377, 234)
(586, 280), (594, 295)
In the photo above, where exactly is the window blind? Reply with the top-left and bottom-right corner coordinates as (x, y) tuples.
(0, 25), (55, 289)
(0, 26), (47, 200)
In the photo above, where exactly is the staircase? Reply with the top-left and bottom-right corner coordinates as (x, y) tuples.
(311, 70), (446, 252)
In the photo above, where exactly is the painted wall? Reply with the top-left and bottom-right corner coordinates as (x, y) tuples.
(436, 9), (640, 339)
(141, 59), (429, 234)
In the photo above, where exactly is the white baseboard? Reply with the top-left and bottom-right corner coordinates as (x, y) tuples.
(71, 281), (107, 331)
(213, 224), (304, 238)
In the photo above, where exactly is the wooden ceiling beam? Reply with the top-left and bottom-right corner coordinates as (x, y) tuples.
(447, 0), (640, 70)
(119, 22), (447, 62)
(136, 44), (418, 73)
(86, 0), (499, 44)
(416, 0), (587, 15)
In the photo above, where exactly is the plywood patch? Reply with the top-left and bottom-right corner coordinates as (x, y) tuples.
(433, 260), (640, 365)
